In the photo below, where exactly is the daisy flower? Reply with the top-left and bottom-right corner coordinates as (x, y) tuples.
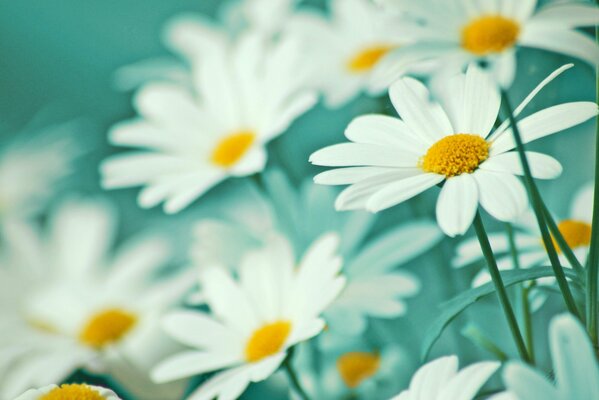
(0, 199), (193, 399)
(151, 233), (346, 400)
(102, 30), (317, 213)
(0, 121), (80, 222)
(454, 182), (593, 288)
(191, 170), (441, 337)
(500, 313), (599, 400)
(289, 0), (416, 107)
(372, 0), (599, 89)
(14, 384), (122, 400)
(390, 356), (500, 400)
(310, 63), (598, 237)
(223, 0), (300, 37)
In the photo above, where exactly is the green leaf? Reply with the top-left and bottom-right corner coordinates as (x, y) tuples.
(421, 266), (579, 361)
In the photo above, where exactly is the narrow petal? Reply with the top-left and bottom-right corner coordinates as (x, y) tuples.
(436, 174), (479, 237)
(151, 351), (240, 383)
(366, 173), (444, 212)
(309, 143), (418, 167)
(474, 171), (528, 222)
(503, 362), (560, 400)
(461, 64), (501, 136)
(480, 152), (562, 180)
(437, 361), (500, 400)
(519, 28), (599, 67)
(529, 4), (599, 28)
(314, 167), (398, 185)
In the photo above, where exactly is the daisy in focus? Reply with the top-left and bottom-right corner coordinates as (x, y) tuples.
(191, 170), (441, 339)
(454, 182), (593, 287)
(290, 0), (413, 107)
(390, 356), (500, 400)
(0, 122), (80, 222)
(152, 233), (346, 400)
(14, 384), (122, 400)
(0, 199), (192, 399)
(310, 63), (598, 237)
(102, 31), (317, 213)
(500, 314), (599, 400)
(372, 0), (599, 88)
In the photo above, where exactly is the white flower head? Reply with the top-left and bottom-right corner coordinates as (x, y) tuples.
(310, 63), (597, 237)
(391, 356), (500, 400)
(102, 30), (317, 214)
(0, 199), (193, 399)
(290, 0), (418, 107)
(152, 233), (346, 400)
(372, 0), (599, 89)
(14, 384), (122, 400)
(501, 314), (599, 400)
(455, 182), (593, 295)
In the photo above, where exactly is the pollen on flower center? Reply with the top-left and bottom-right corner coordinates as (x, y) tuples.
(210, 131), (256, 168)
(347, 45), (394, 73)
(421, 134), (490, 177)
(40, 384), (105, 400)
(552, 219), (592, 253)
(337, 352), (381, 388)
(79, 308), (137, 348)
(245, 321), (291, 362)
(461, 15), (520, 55)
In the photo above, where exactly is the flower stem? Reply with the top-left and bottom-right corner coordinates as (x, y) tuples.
(587, 22), (599, 347)
(284, 347), (310, 400)
(505, 223), (535, 363)
(474, 212), (530, 362)
(500, 90), (581, 319)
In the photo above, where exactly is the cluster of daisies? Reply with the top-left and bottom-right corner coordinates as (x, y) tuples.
(4, 0), (599, 399)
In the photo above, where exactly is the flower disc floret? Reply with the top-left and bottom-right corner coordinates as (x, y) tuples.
(421, 134), (490, 177)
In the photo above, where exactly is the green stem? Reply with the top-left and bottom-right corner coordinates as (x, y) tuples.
(283, 347), (310, 400)
(505, 223), (535, 363)
(474, 212), (530, 362)
(541, 202), (586, 280)
(587, 22), (599, 347)
(500, 90), (581, 319)
(461, 324), (509, 361)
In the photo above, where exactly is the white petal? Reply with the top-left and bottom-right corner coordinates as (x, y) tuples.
(528, 4), (599, 28)
(503, 362), (560, 400)
(409, 356), (458, 399)
(134, 83), (202, 128)
(474, 171), (528, 222)
(314, 167), (398, 185)
(161, 311), (242, 351)
(436, 361), (500, 400)
(436, 174), (479, 237)
(571, 182), (594, 222)
(151, 351), (240, 383)
(519, 27), (599, 67)
(480, 152), (562, 180)
(461, 64), (501, 136)
(309, 143), (418, 167)
(366, 173), (444, 212)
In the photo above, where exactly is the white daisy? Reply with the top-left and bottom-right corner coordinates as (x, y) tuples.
(0, 121), (80, 221)
(151, 233), (346, 400)
(390, 355), (500, 400)
(14, 384), (122, 400)
(191, 170), (441, 337)
(454, 182), (593, 288)
(372, 0), (599, 88)
(102, 30), (317, 214)
(0, 199), (193, 400)
(223, 0), (299, 37)
(500, 313), (599, 400)
(310, 63), (598, 237)
(289, 0), (417, 107)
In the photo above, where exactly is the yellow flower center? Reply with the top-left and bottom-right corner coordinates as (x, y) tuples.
(421, 134), (490, 177)
(210, 131), (256, 168)
(337, 352), (381, 388)
(79, 308), (137, 348)
(40, 384), (105, 400)
(461, 15), (520, 55)
(244, 321), (291, 362)
(552, 219), (592, 253)
(347, 45), (394, 73)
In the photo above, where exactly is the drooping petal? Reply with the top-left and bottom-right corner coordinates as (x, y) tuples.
(436, 174), (479, 237)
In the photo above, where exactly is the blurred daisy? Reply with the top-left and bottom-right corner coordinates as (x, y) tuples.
(152, 233), (346, 400)
(191, 170), (442, 337)
(390, 356), (500, 400)
(14, 384), (122, 400)
(0, 122), (80, 222)
(310, 63), (597, 237)
(454, 182), (593, 287)
(500, 313), (599, 400)
(290, 0), (415, 107)
(102, 31), (317, 213)
(223, 0), (300, 37)
(0, 199), (192, 399)
(293, 342), (410, 399)
(372, 0), (599, 88)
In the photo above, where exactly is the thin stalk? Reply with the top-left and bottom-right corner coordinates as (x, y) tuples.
(505, 223), (535, 363)
(541, 202), (585, 280)
(284, 347), (310, 400)
(461, 324), (509, 361)
(500, 90), (580, 318)
(587, 22), (599, 348)
(474, 212), (530, 362)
